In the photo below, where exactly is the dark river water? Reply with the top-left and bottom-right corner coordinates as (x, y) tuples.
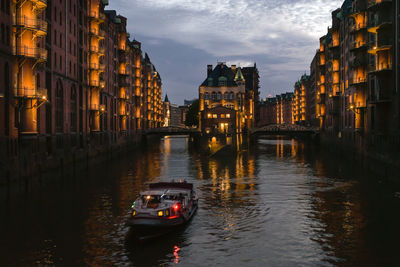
(1, 136), (400, 266)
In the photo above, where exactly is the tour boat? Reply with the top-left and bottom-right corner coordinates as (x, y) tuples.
(128, 181), (198, 230)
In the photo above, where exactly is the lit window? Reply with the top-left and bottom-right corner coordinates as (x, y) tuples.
(221, 114), (225, 118)
(226, 114), (231, 118)
(212, 114), (217, 119)
(207, 113), (212, 118)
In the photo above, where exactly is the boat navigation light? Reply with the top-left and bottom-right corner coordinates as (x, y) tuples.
(173, 204), (180, 211)
(146, 195), (151, 200)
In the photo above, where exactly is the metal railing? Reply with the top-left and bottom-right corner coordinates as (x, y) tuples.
(14, 87), (47, 98)
(351, 77), (367, 84)
(350, 41), (367, 50)
(13, 15), (48, 32)
(89, 46), (105, 54)
(12, 46), (47, 61)
(349, 23), (367, 32)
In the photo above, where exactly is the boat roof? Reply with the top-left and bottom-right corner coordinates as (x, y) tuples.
(148, 182), (193, 190)
(140, 188), (190, 196)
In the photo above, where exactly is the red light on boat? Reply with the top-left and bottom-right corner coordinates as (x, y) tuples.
(173, 204), (180, 210)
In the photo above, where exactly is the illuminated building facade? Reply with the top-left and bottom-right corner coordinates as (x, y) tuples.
(199, 62), (256, 134)
(292, 75), (310, 124)
(308, 0), (399, 160)
(0, 0), (162, 180)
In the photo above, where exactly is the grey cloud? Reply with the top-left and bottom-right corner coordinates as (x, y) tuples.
(108, 0), (342, 103)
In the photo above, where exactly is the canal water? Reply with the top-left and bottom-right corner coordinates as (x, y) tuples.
(1, 136), (400, 266)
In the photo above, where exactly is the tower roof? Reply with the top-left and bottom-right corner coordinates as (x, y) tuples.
(234, 67), (245, 82)
(164, 94), (169, 103)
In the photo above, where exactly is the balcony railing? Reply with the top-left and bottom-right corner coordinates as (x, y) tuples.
(89, 63), (105, 71)
(89, 28), (105, 38)
(14, 87), (47, 99)
(119, 69), (130, 75)
(349, 23), (367, 33)
(89, 104), (100, 111)
(88, 11), (106, 21)
(89, 46), (105, 54)
(350, 77), (367, 85)
(369, 62), (392, 72)
(12, 46), (47, 61)
(13, 15), (48, 34)
(89, 80), (100, 87)
(350, 41), (367, 51)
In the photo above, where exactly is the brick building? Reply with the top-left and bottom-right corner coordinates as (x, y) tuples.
(0, 0), (162, 181)
(199, 62), (256, 134)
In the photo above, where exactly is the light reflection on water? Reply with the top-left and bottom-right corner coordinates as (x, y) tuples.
(0, 136), (400, 266)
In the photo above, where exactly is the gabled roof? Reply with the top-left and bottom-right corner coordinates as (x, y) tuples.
(200, 63), (238, 87)
(164, 94), (169, 103)
(234, 67), (245, 82)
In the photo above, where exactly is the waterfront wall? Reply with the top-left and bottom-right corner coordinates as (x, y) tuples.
(319, 132), (400, 183)
(0, 133), (144, 185)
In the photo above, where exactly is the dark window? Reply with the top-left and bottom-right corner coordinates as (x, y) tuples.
(4, 63), (9, 136)
(5, 0), (8, 14)
(70, 85), (77, 132)
(55, 80), (64, 132)
(60, 55), (62, 70)
(59, 34), (62, 47)
(1, 24), (4, 44)
(6, 26), (9, 45)
(1, 0), (4, 12)
(54, 52), (57, 68)
(54, 30), (57, 44)
(60, 11), (62, 25)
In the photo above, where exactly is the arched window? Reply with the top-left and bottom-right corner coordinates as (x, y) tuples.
(217, 92), (222, 100)
(204, 92), (209, 100)
(230, 92), (234, 100)
(224, 92), (228, 100)
(211, 92), (216, 100)
(70, 85), (77, 132)
(55, 80), (64, 132)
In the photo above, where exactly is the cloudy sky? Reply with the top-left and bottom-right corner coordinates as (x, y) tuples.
(108, 0), (343, 104)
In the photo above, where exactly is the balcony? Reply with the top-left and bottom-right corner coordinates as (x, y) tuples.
(89, 79), (100, 87)
(89, 28), (105, 39)
(13, 15), (47, 35)
(89, 46), (105, 54)
(369, 62), (392, 73)
(350, 41), (368, 51)
(119, 69), (130, 76)
(89, 104), (100, 111)
(88, 11), (106, 22)
(12, 46), (47, 61)
(31, 0), (47, 9)
(14, 87), (47, 99)
(350, 77), (367, 85)
(368, 15), (392, 33)
(89, 63), (105, 71)
(368, 0), (392, 10)
(349, 23), (367, 33)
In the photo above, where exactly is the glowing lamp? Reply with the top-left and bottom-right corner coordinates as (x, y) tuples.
(173, 204), (180, 211)
(132, 210), (136, 216)
(158, 210), (164, 217)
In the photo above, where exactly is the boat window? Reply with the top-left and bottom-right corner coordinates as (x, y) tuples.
(141, 195), (161, 208)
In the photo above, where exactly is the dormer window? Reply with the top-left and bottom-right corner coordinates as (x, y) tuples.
(208, 77), (213, 86)
(218, 76), (227, 86)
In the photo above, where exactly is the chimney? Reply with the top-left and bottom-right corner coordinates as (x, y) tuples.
(207, 65), (213, 77)
(231, 65), (237, 72)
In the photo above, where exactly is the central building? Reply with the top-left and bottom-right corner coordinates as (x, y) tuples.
(199, 62), (255, 134)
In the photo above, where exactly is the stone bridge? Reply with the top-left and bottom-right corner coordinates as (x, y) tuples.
(145, 126), (201, 136)
(250, 124), (319, 136)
